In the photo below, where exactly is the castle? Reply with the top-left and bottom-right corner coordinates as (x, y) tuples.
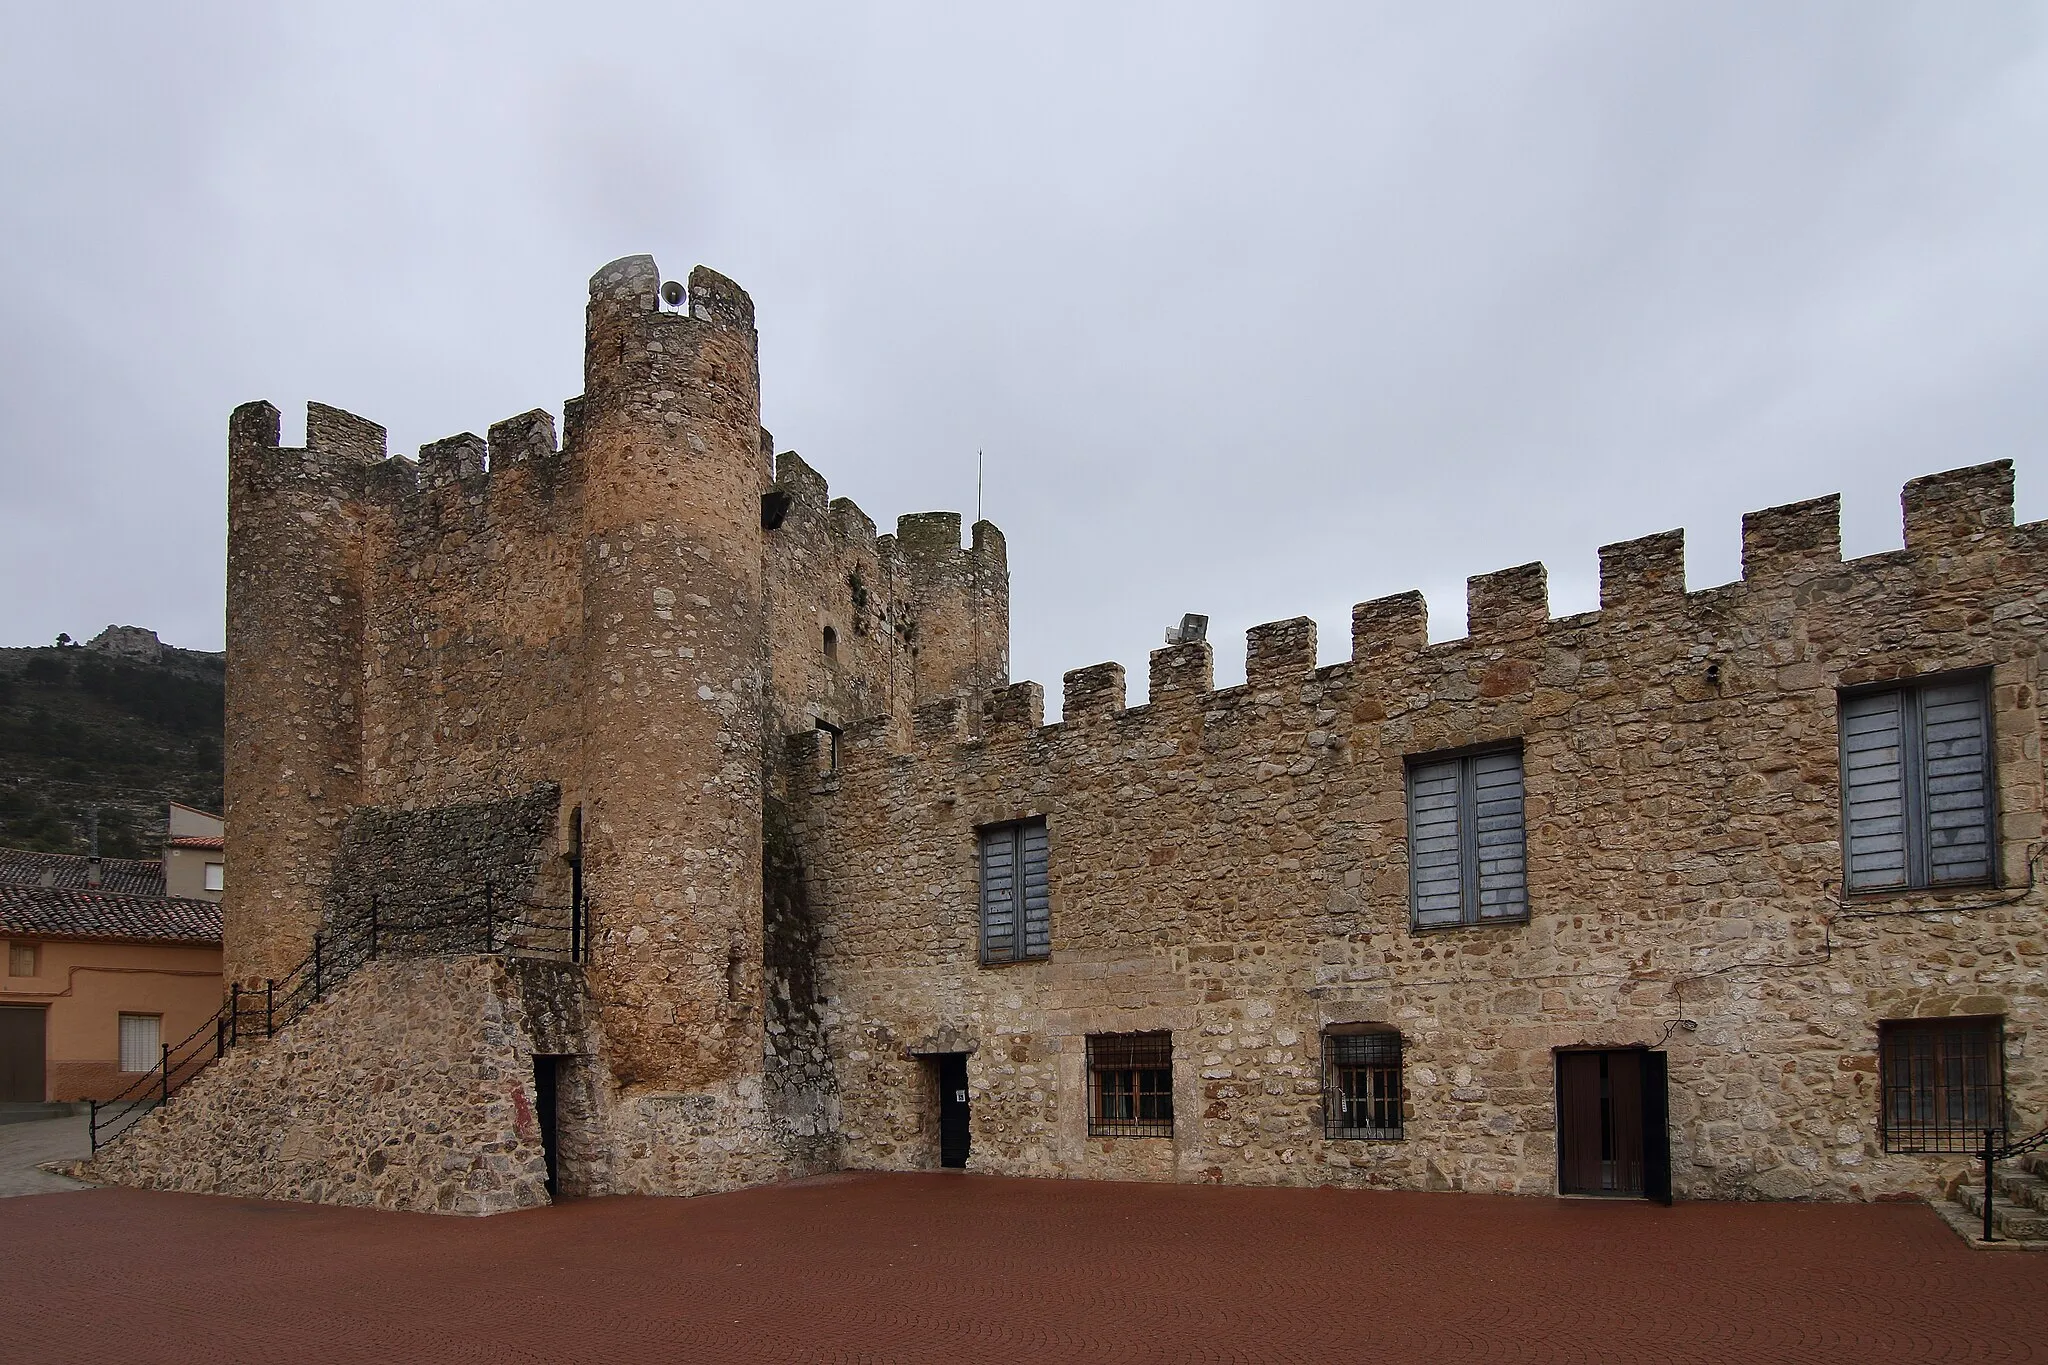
(89, 255), (2044, 1217)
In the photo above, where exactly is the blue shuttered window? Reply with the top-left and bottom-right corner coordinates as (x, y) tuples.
(980, 818), (1050, 963)
(1842, 676), (1994, 892)
(1406, 747), (1529, 929)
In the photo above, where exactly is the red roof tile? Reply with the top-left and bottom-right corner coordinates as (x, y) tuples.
(165, 836), (225, 850)
(0, 884), (221, 945)
(0, 849), (165, 898)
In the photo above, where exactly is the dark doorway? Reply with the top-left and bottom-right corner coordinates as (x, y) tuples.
(1557, 1048), (1670, 1202)
(533, 1055), (562, 1198)
(937, 1053), (970, 1169)
(0, 1007), (45, 1103)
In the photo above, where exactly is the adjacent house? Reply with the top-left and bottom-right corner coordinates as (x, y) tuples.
(0, 808), (223, 1103)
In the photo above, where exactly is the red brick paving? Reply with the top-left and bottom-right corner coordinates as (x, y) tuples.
(3, 1174), (2044, 1363)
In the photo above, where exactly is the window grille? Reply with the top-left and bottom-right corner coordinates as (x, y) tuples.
(118, 1013), (161, 1073)
(7, 942), (35, 977)
(1841, 674), (1994, 892)
(979, 819), (1050, 964)
(1088, 1031), (1173, 1137)
(1324, 1029), (1404, 1139)
(1407, 746), (1528, 929)
(1880, 1017), (2004, 1153)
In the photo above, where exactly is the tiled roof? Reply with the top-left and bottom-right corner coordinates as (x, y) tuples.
(0, 884), (221, 945)
(0, 848), (165, 898)
(166, 836), (225, 851)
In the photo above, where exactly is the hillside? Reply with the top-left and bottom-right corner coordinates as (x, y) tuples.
(0, 628), (225, 857)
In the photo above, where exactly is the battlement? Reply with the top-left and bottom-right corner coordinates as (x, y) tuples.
(797, 461), (2032, 788)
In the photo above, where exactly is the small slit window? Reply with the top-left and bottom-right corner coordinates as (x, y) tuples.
(815, 720), (841, 776)
(822, 625), (839, 661)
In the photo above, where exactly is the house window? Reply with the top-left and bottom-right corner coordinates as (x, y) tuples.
(7, 942), (37, 977)
(118, 1014), (162, 1073)
(1842, 674), (1995, 892)
(203, 862), (225, 892)
(1880, 1017), (2003, 1153)
(1323, 1027), (1404, 1140)
(1407, 746), (1528, 928)
(978, 818), (1049, 963)
(1087, 1031), (1173, 1137)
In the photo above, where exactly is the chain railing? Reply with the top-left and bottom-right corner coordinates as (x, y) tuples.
(89, 882), (583, 1152)
(1979, 1123), (2048, 1242)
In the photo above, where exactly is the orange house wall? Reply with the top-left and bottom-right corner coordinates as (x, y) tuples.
(0, 938), (223, 1101)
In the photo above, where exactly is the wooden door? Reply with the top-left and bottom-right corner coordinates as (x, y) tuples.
(1557, 1049), (1650, 1197)
(1557, 1051), (1605, 1194)
(0, 1006), (46, 1103)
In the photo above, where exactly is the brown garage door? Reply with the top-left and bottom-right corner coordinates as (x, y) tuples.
(0, 1006), (47, 1102)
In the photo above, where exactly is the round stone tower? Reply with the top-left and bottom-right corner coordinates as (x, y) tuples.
(576, 256), (771, 1099)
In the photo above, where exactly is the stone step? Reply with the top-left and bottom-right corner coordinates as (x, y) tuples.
(1956, 1184), (2048, 1240)
(1933, 1198), (2048, 1251)
(1994, 1167), (2048, 1213)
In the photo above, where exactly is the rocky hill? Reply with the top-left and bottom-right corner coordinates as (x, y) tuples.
(0, 626), (224, 857)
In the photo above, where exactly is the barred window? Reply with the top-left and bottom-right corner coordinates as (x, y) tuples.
(1088, 1031), (1173, 1137)
(1880, 1017), (2004, 1154)
(1323, 1027), (1404, 1140)
(1842, 675), (1995, 892)
(979, 819), (1050, 964)
(1407, 746), (1528, 929)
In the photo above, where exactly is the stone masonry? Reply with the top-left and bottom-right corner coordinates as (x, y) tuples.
(87, 955), (555, 1214)
(90, 254), (2044, 1212)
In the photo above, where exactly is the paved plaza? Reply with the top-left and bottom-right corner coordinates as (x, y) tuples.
(2, 1171), (2044, 1363)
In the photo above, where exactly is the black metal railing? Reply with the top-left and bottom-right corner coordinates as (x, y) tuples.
(1979, 1123), (2048, 1242)
(89, 882), (583, 1153)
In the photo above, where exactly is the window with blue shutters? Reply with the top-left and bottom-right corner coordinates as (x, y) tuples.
(1841, 674), (1995, 892)
(979, 818), (1050, 963)
(1406, 746), (1528, 929)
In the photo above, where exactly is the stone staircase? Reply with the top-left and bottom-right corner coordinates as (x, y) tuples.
(1936, 1149), (2048, 1249)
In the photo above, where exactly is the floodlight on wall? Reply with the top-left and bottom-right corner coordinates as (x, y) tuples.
(1164, 613), (1210, 646)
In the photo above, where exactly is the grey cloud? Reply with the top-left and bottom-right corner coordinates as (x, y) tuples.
(2, 3), (2042, 711)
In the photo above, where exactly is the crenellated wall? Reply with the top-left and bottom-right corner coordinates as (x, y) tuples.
(786, 461), (2046, 1202)
(202, 256), (2036, 1214)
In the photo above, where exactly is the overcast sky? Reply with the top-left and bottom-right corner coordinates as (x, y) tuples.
(3, 4), (2044, 709)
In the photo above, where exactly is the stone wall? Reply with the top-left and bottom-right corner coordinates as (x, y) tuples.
(322, 783), (564, 934)
(85, 955), (559, 1214)
(788, 461), (2046, 1203)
